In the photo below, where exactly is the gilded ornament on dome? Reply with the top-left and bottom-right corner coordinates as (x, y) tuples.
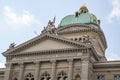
(79, 4), (89, 13)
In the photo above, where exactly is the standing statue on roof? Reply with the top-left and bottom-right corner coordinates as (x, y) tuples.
(42, 17), (56, 34)
(9, 43), (16, 49)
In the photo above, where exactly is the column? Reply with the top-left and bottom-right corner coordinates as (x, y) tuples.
(19, 62), (24, 80)
(51, 60), (56, 80)
(81, 57), (89, 80)
(4, 63), (12, 80)
(68, 59), (73, 80)
(34, 61), (40, 80)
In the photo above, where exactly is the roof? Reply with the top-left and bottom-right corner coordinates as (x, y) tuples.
(59, 5), (100, 27)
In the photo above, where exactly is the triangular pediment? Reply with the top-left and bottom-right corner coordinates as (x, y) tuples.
(3, 34), (86, 56)
(21, 39), (78, 53)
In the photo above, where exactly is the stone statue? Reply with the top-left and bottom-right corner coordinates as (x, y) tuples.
(83, 35), (90, 43)
(9, 43), (16, 49)
(41, 17), (56, 34)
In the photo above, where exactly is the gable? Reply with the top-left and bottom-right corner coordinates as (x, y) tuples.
(3, 34), (86, 56)
(21, 39), (77, 53)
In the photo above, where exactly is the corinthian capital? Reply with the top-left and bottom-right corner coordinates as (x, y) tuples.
(81, 56), (90, 62)
(67, 59), (73, 64)
(19, 62), (24, 68)
(34, 61), (40, 67)
(50, 60), (56, 65)
(5, 63), (12, 68)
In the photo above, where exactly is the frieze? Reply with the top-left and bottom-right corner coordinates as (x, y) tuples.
(57, 24), (102, 34)
(57, 26), (90, 33)
(7, 47), (93, 63)
(11, 52), (83, 63)
(58, 26), (89, 33)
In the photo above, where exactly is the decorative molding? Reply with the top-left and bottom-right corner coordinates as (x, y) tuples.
(57, 24), (107, 49)
(67, 58), (73, 65)
(57, 24), (101, 34)
(34, 61), (40, 67)
(9, 47), (90, 57)
(81, 56), (90, 62)
(18, 62), (24, 68)
(94, 62), (120, 69)
(50, 60), (56, 66)
(5, 63), (12, 68)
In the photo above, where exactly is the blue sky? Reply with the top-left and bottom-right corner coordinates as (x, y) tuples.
(0, 0), (120, 68)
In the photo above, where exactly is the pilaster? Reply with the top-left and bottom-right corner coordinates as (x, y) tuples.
(51, 60), (56, 80)
(67, 59), (73, 80)
(34, 61), (40, 80)
(4, 63), (12, 80)
(81, 57), (90, 80)
(18, 62), (24, 80)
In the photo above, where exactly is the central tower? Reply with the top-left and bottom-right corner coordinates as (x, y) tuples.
(56, 5), (107, 62)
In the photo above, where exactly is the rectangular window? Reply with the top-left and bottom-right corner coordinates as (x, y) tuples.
(97, 75), (105, 80)
(114, 75), (120, 80)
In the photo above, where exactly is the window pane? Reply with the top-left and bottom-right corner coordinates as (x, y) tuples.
(98, 75), (104, 80)
(114, 75), (120, 80)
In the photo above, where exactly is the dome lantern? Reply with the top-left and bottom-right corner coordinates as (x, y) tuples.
(79, 5), (89, 13)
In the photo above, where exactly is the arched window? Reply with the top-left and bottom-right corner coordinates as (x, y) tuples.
(13, 77), (18, 80)
(97, 75), (104, 80)
(25, 79), (29, 80)
(114, 75), (120, 80)
(75, 74), (81, 80)
(41, 72), (51, 80)
(57, 71), (68, 80)
(25, 73), (34, 80)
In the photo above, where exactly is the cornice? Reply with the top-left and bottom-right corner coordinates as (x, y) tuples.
(8, 47), (90, 57)
(93, 61), (120, 68)
(57, 24), (101, 34)
(88, 46), (100, 61)
(6, 46), (101, 64)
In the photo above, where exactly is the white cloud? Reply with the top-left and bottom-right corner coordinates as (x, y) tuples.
(3, 6), (38, 26)
(0, 62), (5, 68)
(107, 52), (120, 61)
(107, 0), (120, 22)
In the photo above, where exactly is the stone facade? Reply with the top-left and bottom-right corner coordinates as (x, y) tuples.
(1, 5), (120, 80)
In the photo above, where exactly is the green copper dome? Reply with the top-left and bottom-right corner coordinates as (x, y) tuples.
(59, 6), (100, 27)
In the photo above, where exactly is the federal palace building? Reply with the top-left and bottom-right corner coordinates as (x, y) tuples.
(0, 5), (120, 80)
